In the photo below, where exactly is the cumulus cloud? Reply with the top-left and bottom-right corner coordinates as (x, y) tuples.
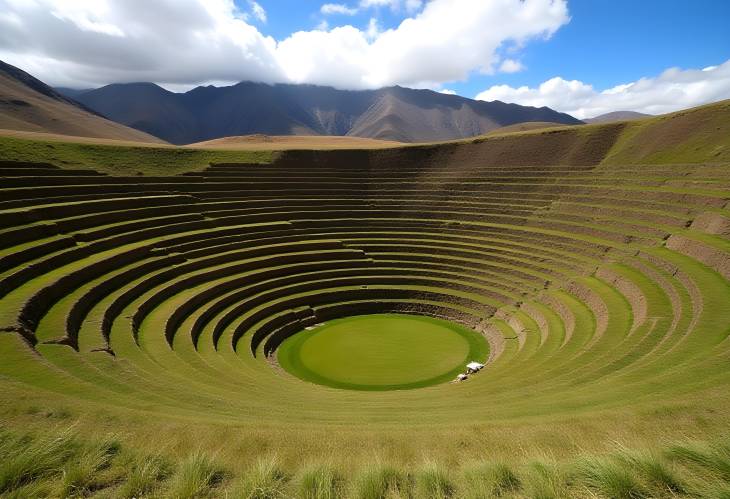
(359, 0), (422, 12)
(439, 88), (457, 95)
(248, 0), (266, 23)
(499, 58), (525, 73)
(476, 60), (730, 119)
(0, 0), (570, 90)
(321, 3), (358, 15)
(279, 0), (569, 89)
(0, 0), (283, 88)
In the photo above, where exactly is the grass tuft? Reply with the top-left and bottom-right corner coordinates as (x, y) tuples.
(666, 440), (730, 480)
(298, 463), (344, 499)
(59, 436), (120, 497)
(118, 454), (170, 499)
(461, 462), (521, 498)
(415, 460), (454, 499)
(0, 426), (78, 494)
(573, 455), (646, 499)
(167, 450), (225, 499)
(230, 456), (288, 499)
(354, 462), (411, 499)
(615, 446), (684, 495)
(522, 461), (567, 499)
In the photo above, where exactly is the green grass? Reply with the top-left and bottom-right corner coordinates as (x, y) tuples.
(0, 134), (273, 175)
(277, 314), (488, 390)
(1, 123), (730, 496)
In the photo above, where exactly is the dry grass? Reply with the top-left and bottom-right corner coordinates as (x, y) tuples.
(185, 134), (404, 150)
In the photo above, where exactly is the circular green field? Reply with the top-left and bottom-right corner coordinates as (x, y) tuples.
(277, 314), (489, 390)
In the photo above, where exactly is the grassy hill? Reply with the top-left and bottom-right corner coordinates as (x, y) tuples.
(0, 99), (729, 497)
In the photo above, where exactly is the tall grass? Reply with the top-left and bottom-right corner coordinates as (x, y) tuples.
(118, 454), (170, 498)
(0, 427), (77, 494)
(2, 424), (730, 497)
(521, 461), (567, 499)
(666, 439), (730, 480)
(354, 462), (411, 499)
(229, 456), (288, 499)
(298, 463), (344, 499)
(573, 455), (646, 499)
(167, 450), (225, 499)
(461, 462), (521, 498)
(615, 446), (685, 495)
(415, 460), (454, 499)
(59, 437), (121, 497)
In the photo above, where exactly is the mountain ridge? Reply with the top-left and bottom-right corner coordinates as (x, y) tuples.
(61, 80), (583, 145)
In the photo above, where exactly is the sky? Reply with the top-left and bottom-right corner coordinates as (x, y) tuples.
(0, 0), (728, 119)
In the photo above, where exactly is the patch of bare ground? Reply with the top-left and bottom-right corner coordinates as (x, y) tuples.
(690, 211), (730, 239)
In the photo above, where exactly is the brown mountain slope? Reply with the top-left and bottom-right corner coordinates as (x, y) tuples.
(347, 90), (500, 142)
(0, 61), (164, 143)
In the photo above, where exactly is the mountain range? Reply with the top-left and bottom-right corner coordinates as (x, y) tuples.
(59, 81), (583, 145)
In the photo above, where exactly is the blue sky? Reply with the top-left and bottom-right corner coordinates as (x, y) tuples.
(248, 0), (730, 98)
(1, 0), (728, 118)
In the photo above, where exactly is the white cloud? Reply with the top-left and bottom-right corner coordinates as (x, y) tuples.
(248, 0), (266, 23)
(405, 0), (423, 12)
(321, 3), (358, 15)
(359, 0), (422, 12)
(439, 88), (456, 95)
(278, 0), (569, 89)
(0, 0), (569, 90)
(365, 18), (380, 39)
(0, 0), (283, 88)
(475, 60), (730, 119)
(499, 58), (525, 73)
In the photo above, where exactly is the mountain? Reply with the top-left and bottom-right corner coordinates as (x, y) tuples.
(64, 81), (583, 145)
(54, 87), (95, 99)
(584, 111), (652, 124)
(0, 60), (165, 143)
